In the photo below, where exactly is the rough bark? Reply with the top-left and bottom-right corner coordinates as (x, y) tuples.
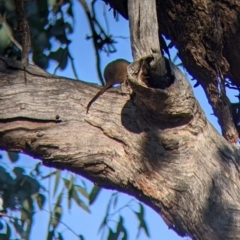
(105, 0), (240, 85)
(105, 0), (240, 143)
(0, 52), (240, 240)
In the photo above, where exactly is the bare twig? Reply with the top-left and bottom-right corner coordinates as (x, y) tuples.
(14, 0), (31, 84)
(78, 0), (118, 85)
(78, 0), (104, 85)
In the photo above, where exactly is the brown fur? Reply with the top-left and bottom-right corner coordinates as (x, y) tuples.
(86, 59), (130, 113)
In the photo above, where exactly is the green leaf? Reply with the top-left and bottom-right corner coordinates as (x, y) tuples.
(134, 203), (150, 238)
(0, 166), (14, 184)
(56, 192), (63, 206)
(22, 198), (34, 216)
(36, 193), (46, 210)
(99, 194), (114, 232)
(74, 184), (89, 199)
(116, 216), (128, 240)
(67, 175), (74, 209)
(113, 192), (118, 209)
(69, 175), (74, 190)
(48, 47), (68, 70)
(66, 2), (74, 17)
(78, 234), (85, 240)
(107, 228), (117, 240)
(57, 232), (64, 240)
(21, 208), (29, 222)
(47, 230), (54, 240)
(81, 179), (87, 189)
(62, 178), (69, 188)
(72, 189), (90, 213)
(51, 205), (62, 228)
(48, 0), (57, 7)
(58, 48), (68, 70)
(64, 22), (73, 34)
(33, 52), (49, 69)
(13, 167), (25, 177)
(89, 185), (102, 205)
(67, 185), (73, 210)
(5, 0), (15, 11)
(7, 151), (19, 163)
(48, 19), (65, 36)
(53, 170), (60, 196)
(49, 48), (64, 62)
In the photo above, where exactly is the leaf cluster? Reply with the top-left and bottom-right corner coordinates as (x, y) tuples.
(0, 153), (150, 240)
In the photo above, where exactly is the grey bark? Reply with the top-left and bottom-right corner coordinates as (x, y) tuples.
(1, 53), (240, 240)
(106, 0), (240, 142)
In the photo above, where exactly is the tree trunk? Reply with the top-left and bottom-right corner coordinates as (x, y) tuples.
(1, 0), (240, 239)
(106, 0), (240, 142)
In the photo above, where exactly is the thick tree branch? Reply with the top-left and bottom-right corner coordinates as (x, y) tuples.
(1, 58), (240, 239)
(128, 0), (169, 87)
(105, 0), (240, 143)
(128, 0), (161, 60)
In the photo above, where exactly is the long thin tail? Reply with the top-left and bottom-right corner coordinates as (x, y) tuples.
(86, 83), (112, 113)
